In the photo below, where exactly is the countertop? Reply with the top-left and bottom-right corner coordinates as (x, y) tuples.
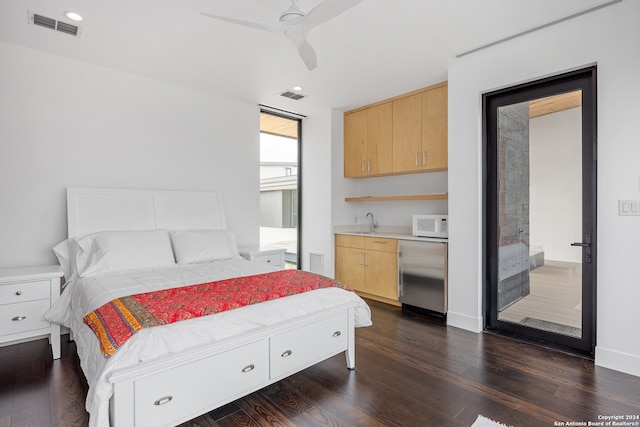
(334, 225), (448, 244)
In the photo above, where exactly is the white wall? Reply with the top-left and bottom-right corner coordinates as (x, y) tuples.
(0, 41), (260, 269)
(300, 109), (334, 274)
(530, 107), (582, 262)
(448, 0), (640, 376)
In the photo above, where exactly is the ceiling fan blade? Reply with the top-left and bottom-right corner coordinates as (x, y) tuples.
(296, 40), (317, 70)
(285, 28), (317, 70)
(200, 12), (279, 33)
(302, 0), (365, 28)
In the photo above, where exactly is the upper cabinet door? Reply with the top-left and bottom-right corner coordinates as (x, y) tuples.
(366, 102), (393, 176)
(344, 109), (367, 177)
(392, 93), (422, 173)
(421, 84), (448, 171)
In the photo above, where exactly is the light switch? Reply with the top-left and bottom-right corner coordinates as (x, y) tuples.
(619, 200), (640, 216)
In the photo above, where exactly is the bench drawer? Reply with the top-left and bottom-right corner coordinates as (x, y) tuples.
(270, 312), (348, 380)
(134, 339), (268, 427)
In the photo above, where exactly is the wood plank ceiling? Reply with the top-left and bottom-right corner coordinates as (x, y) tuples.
(529, 90), (582, 118)
(260, 113), (298, 139)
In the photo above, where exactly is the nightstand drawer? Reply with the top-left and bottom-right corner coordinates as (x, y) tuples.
(0, 280), (50, 305)
(255, 254), (283, 266)
(0, 299), (51, 336)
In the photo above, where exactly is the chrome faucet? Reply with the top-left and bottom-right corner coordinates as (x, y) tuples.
(366, 212), (376, 234)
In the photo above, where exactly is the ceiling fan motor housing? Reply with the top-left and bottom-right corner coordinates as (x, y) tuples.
(279, 0), (305, 22)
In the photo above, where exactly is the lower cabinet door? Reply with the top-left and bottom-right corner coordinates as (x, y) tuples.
(134, 339), (268, 427)
(335, 246), (365, 292)
(270, 312), (348, 380)
(364, 249), (399, 301)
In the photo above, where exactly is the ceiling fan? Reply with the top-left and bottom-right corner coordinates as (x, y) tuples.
(201, 0), (364, 70)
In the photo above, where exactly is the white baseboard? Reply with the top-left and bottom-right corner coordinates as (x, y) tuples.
(595, 346), (640, 377)
(447, 311), (483, 333)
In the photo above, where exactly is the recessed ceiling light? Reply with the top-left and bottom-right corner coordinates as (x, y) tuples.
(292, 86), (303, 91)
(64, 11), (83, 21)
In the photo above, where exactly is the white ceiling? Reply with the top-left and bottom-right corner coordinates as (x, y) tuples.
(0, 0), (609, 115)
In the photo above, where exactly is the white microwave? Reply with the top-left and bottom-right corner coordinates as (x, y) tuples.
(412, 214), (448, 238)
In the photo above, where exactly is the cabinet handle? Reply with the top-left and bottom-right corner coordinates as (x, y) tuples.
(365, 253), (369, 266)
(359, 253), (364, 265)
(332, 331), (342, 337)
(373, 240), (388, 244)
(12, 316), (26, 321)
(153, 396), (173, 406)
(15, 291), (22, 296)
(281, 350), (293, 358)
(415, 152), (419, 167)
(367, 159), (371, 172)
(241, 364), (255, 373)
(423, 151), (426, 166)
(361, 160), (365, 173)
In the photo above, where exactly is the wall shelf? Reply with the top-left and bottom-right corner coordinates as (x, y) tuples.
(345, 193), (448, 202)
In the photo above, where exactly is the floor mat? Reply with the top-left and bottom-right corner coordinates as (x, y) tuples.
(471, 415), (512, 427)
(520, 317), (581, 338)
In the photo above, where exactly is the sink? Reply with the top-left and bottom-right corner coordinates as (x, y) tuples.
(350, 231), (374, 235)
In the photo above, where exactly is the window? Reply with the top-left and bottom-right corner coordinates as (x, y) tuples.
(259, 110), (301, 269)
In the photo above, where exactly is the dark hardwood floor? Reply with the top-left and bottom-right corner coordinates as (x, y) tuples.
(1, 299), (639, 426)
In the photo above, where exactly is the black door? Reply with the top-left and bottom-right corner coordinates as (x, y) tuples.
(484, 67), (597, 356)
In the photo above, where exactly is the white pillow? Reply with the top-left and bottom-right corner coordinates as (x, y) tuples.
(52, 238), (75, 279)
(74, 230), (176, 277)
(170, 230), (236, 264)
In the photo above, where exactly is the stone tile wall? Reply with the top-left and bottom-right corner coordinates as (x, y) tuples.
(497, 102), (531, 311)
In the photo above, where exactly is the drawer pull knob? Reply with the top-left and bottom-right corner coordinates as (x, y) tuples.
(281, 349), (293, 358)
(153, 396), (173, 406)
(333, 331), (342, 337)
(12, 316), (26, 321)
(15, 291), (22, 296)
(267, 259), (271, 263)
(241, 364), (255, 373)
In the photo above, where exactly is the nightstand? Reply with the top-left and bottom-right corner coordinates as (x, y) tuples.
(239, 246), (286, 268)
(0, 265), (64, 359)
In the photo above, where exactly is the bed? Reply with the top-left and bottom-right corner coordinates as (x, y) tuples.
(44, 187), (372, 427)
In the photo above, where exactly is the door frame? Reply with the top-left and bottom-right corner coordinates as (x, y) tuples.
(482, 66), (597, 356)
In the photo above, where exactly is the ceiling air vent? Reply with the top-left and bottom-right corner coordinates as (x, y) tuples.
(33, 14), (56, 30)
(278, 90), (306, 101)
(28, 11), (81, 37)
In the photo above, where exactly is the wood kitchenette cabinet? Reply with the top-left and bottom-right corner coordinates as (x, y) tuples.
(393, 83), (448, 173)
(335, 234), (399, 306)
(344, 81), (447, 178)
(344, 102), (393, 177)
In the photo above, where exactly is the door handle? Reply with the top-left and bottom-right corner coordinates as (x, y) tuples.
(572, 233), (591, 247)
(571, 233), (592, 263)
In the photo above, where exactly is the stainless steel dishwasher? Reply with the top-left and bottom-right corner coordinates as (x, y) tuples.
(398, 240), (448, 315)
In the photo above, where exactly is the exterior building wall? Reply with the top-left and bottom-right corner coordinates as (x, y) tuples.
(497, 102), (531, 310)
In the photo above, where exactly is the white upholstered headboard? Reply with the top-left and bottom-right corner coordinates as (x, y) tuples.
(66, 187), (227, 238)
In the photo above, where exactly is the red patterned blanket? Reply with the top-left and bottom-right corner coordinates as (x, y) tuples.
(83, 270), (349, 358)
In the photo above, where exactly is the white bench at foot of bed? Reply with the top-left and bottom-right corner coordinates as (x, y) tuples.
(108, 304), (357, 427)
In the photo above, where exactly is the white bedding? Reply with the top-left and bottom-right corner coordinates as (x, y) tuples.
(45, 257), (372, 427)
